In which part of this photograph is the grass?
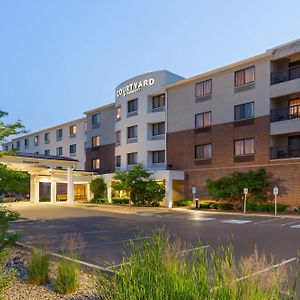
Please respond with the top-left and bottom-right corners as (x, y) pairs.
(55, 258), (79, 294)
(97, 230), (293, 300)
(27, 248), (49, 285)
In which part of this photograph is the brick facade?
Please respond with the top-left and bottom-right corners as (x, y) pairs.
(167, 115), (300, 207)
(85, 143), (115, 174)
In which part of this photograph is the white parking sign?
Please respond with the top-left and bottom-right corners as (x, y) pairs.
(273, 187), (279, 195)
(192, 187), (197, 194)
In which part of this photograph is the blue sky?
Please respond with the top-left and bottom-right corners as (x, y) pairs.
(1, 0), (300, 134)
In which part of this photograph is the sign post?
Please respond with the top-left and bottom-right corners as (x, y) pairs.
(192, 186), (197, 210)
(243, 188), (248, 214)
(273, 186), (279, 215)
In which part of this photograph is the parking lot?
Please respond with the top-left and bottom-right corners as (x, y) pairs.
(8, 202), (300, 274)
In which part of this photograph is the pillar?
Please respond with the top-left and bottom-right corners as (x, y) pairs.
(50, 178), (57, 204)
(107, 182), (112, 204)
(30, 174), (35, 203)
(165, 178), (173, 208)
(33, 175), (40, 203)
(86, 183), (92, 202)
(67, 166), (74, 204)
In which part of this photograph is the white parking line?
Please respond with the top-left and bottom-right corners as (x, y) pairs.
(290, 224), (300, 229)
(280, 220), (300, 227)
(188, 217), (215, 221)
(221, 219), (252, 224)
(254, 217), (285, 225)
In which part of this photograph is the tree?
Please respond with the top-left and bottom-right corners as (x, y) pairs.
(113, 165), (165, 207)
(0, 110), (26, 154)
(0, 164), (29, 195)
(205, 169), (269, 210)
(90, 177), (107, 200)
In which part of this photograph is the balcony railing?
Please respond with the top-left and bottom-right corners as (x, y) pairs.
(271, 65), (300, 85)
(270, 104), (300, 122)
(270, 146), (300, 159)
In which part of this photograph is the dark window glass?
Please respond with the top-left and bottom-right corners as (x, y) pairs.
(70, 144), (76, 154)
(127, 126), (138, 139)
(152, 122), (165, 136)
(127, 152), (137, 165)
(152, 150), (165, 164)
(116, 156), (121, 167)
(128, 99), (138, 113)
(195, 112), (211, 128)
(234, 102), (254, 121)
(152, 94), (165, 109)
(195, 144), (211, 159)
(234, 66), (255, 86)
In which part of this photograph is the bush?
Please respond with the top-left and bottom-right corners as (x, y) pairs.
(268, 203), (288, 212)
(216, 203), (233, 210)
(206, 169), (269, 209)
(112, 198), (129, 205)
(27, 248), (49, 285)
(90, 197), (108, 205)
(173, 199), (193, 207)
(90, 177), (106, 199)
(246, 203), (288, 212)
(199, 200), (215, 209)
(55, 258), (79, 294)
(97, 230), (290, 299)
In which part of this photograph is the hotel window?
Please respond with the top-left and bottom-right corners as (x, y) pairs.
(195, 144), (211, 159)
(116, 131), (121, 146)
(152, 94), (165, 110)
(24, 138), (29, 148)
(116, 155), (121, 168)
(92, 136), (101, 147)
(127, 152), (138, 165)
(70, 125), (77, 137)
(92, 158), (101, 169)
(116, 106), (121, 121)
(195, 79), (212, 97)
(152, 150), (165, 164)
(289, 99), (300, 119)
(234, 138), (254, 156)
(92, 113), (100, 128)
(234, 102), (254, 121)
(127, 125), (138, 142)
(44, 149), (50, 155)
(56, 147), (63, 156)
(16, 141), (20, 149)
(234, 66), (255, 86)
(152, 122), (165, 136)
(44, 132), (50, 144)
(195, 111), (211, 128)
(34, 135), (39, 146)
(70, 144), (76, 154)
(56, 129), (63, 141)
(127, 99), (138, 115)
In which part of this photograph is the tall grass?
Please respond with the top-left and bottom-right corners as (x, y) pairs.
(97, 230), (292, 300)
(27, 248), (49, 285)
(55, 258), (79, 294)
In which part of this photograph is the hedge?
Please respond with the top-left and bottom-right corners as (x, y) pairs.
(90, 198), (108, 205)
(173, 200), (193, 207)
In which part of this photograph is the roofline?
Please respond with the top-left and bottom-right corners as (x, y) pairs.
(266, 38), (300, 52)
(7, 117), (87, 142)
(165, 52), (271, 89)
(84, 102), (115, 115)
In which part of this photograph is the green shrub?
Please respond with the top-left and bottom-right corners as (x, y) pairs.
(27, 248), (49, 285)
(268, 203), (288, 212)
(39, 197), (50, 202)
(55, 258), (79, 294)
(90, 177), (106, 199)
(173, 199), (193, 207)
(199, 201), (215, 209)
(97, 230), (290, 299)
(246, 202), (257, 211)
(112, 198), (129, 205)
(254, 203), (269, 212)
(216, 203), (233, 210)
(90, 197), (108, 205)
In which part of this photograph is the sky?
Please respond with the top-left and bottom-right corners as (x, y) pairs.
(1, 0), (300, 134)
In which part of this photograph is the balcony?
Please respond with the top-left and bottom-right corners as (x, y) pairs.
(270, 104), (300, 122)
(270, 66), (300, 98)
(271, 65), (300, 85)
(270, 146), (300, 160)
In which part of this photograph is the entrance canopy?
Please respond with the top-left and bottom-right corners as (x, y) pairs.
(0, 153), (93, 203)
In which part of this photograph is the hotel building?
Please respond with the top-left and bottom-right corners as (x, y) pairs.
(3, 39), (300, 208)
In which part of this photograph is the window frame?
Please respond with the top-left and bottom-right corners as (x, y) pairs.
(116, 155), (121, 168)
(56, 146), (63, 156)
(92, 113), (100, 128)
(69, 144), (76, 154)
(127, 99), (138, 114)
(195, 144), (212, 160)
(127, 125), (138, 139)
(234, 138), (254, 156)
(69, 125), (77, 137)
(127, 152), (138, 165)
(152, 150), (165, 164)
(234, 66), (255, 87)
(92, 135), (101, 147)
(234, 102), (255, 121)
(195, 111), (212, 128)
(195, 79), (212, 98)
(56, 128), (63, 141)
(152, 122), (165, 136)
(152, 94), (165, 110)
(92, 158), (100, 169)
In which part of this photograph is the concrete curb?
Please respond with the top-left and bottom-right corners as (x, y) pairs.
(15, 241), (115, 277)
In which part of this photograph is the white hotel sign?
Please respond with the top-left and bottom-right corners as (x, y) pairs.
(116, 78), (155, 97)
